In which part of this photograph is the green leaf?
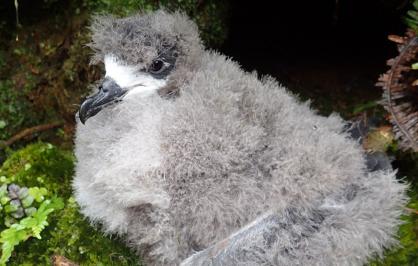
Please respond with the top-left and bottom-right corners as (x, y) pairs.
(412, 62), (418, 70)
(0, 196), (10, 205)
(18, 187), (29, 199)
(4, 216), (16, 228)
(352, 101), (378, 114)
(24, 207), (36, 217)
(47, 197), (64, 210)
(0, 196), (64, 264)
(0, 120), (6, 129)
(24, 163), (31, 171)
(414, 0), (418, 11)
(0, 227), (30, 264)
(0, 241), (14, 265)
(4, 204), (17, 213)
(404, 17), (418, 28)
(407, 10), (418, 20)
(0, 185), (7, 198)
(21, 195), (34, 208)
(39, 187), (47, 195)
(28, 187), (47, 202)
(19, 217), (37, 229)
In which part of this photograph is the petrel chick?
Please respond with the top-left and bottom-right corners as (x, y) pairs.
(73, 10), (407, 266)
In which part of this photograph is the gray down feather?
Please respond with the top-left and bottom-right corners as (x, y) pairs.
(73, 10), (408, 266)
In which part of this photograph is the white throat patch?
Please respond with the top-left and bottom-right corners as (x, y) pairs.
(104, 55), (167, 98)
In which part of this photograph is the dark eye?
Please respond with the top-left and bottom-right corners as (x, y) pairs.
(149, 59), (165, 74)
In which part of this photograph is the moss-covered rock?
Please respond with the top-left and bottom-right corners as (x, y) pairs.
(0, 142), (141, 265)
(1, 143), (73, 196)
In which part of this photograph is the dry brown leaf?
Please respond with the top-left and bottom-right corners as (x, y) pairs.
(363, 126), (395, 152)
(51, 255), (79, 266)
(388, 34), (405, 44)
(377, 31), (418, 151)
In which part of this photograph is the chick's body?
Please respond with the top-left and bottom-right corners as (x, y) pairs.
(73, 11), (407, 266)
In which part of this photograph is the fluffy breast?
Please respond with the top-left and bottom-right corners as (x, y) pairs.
(73, 95), (169, 233)
(159, 52), (366, 255)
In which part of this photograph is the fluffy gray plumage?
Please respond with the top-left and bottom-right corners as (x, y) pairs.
(73, 10), (408, 265)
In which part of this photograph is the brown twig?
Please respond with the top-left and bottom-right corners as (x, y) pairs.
(404, 207), (418, 215)
(0, 122), (63, 148)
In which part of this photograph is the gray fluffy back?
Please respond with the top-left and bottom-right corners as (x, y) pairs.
(73, 10), (408, 266)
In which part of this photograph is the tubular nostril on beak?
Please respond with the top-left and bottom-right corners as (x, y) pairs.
(99, 85), (109, 93)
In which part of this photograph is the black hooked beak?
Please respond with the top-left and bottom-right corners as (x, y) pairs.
(78, 77), (127, 124)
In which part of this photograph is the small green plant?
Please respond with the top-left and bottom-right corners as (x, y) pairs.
(405, 0), (418, 31)
(0, 192), (63, 265)
(351, 100), (379, 115)
(0, 170), (64, 265)
(0, 142), (140, 265)
(0, 145), (70, 264)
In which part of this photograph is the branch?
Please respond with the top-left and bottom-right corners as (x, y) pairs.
(404, 207), (418, 215)
(0, 122), (63, 148)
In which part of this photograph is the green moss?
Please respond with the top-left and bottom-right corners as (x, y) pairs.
(1, 143), (73, 197)
(10, 197), (141, 266)
(0, 143), (141, 265)
(369, 191), (418, 266)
